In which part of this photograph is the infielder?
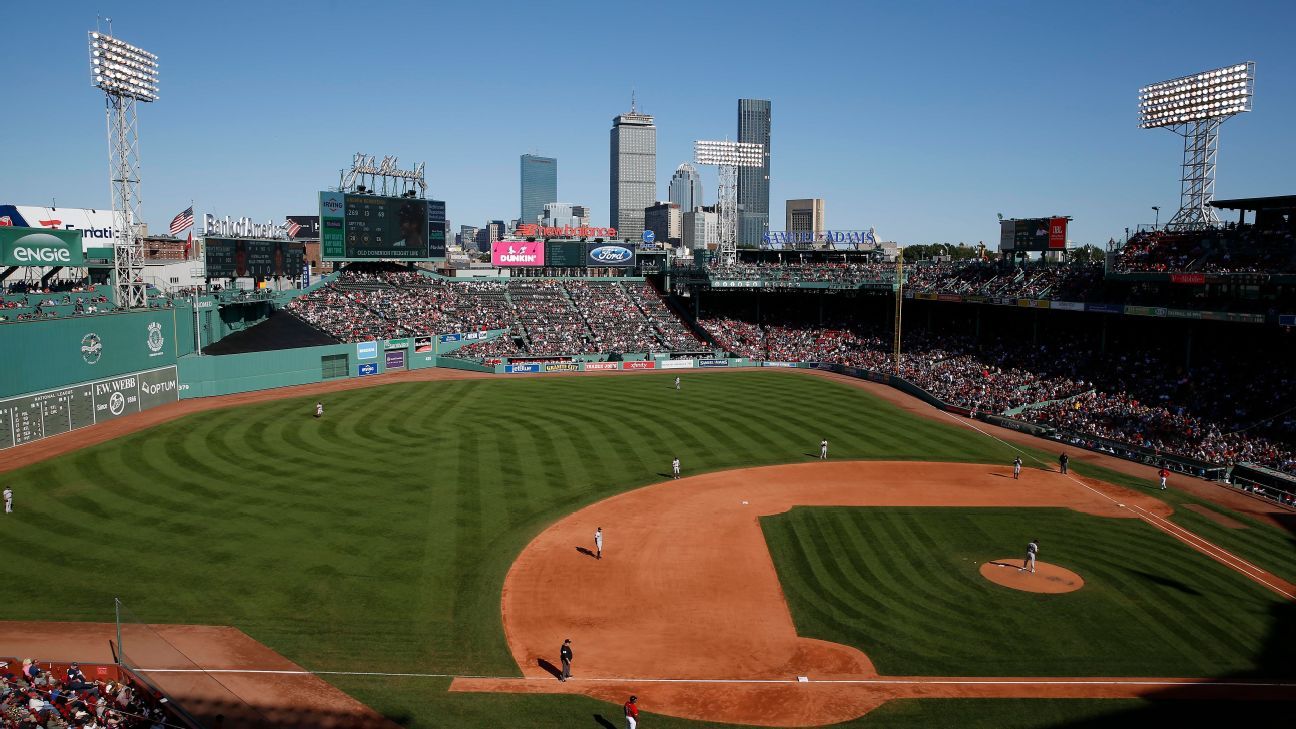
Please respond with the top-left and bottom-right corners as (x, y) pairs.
(3, 487), (11, 514)
(1021, 538), (1039, 573)
(1158, 466), (1169, 490)
(1013, 457), (1022, 480)
(820, 438), (829, 460)
(594, 527), (603, 560)
(674, 376), (681, 391)
(624, 695), (639, 729)
(671, 457), (681, 480)
(315, 401), (324, 418)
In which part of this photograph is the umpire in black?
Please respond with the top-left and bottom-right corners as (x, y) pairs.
(560, 638), (573, 682)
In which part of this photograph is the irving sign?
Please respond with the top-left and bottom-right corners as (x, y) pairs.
(203, 214), (288, 239)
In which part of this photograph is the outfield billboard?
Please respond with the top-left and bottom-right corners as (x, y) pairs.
(0, 228), (85, 266)
(0, 204), (116, 250)
(204, 238), (305, 279)
(319, 191), (432, 260)
(492, 241), (545, 267)
(586, 243), (636, 267)
(0, 365), (178, 450)
(1000, 217), (1068, 252)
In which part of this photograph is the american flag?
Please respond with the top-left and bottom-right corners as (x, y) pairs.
(286, 218), (302, 238)
(169, 206), (194, 235)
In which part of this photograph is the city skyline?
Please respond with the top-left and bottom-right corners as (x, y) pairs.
(1, 1), (1293, 246)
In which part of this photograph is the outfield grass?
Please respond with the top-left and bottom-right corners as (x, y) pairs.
(3, 370), (1292, 726)
(761, 506), (1295, 677)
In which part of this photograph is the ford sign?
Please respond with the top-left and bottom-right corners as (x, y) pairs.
(587, 245), (635, 266)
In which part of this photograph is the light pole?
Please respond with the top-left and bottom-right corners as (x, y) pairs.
(1152, 206), (1160, 229)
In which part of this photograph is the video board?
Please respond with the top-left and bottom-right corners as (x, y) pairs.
(999, 217), (1068, 252)
(319, 191), (432, 260)
(204, 238), (306, 279)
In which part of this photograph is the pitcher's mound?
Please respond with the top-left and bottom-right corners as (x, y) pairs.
(980, 560), (1084, 593)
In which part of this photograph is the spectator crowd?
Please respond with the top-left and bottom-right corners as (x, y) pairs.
(2, 658), (176, 728)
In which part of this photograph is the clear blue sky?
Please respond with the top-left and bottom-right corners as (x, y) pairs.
(2, 0), (1293, 245)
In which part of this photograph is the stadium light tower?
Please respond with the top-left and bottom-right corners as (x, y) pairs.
(694, 140), (764, 266)
(1139, 62), (1254, 231)
(89, 25), (160, 309)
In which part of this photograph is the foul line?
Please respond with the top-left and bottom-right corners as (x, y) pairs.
(928, 408), (1295, 600)
(129, 668), (1296, 689)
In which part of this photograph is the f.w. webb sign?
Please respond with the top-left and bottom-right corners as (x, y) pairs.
(203, 214), (288, 239)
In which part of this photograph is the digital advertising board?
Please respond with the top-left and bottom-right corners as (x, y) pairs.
(319, 191), (432, 261)
(999, 217), (1068, 252)
(545, 240), (585, 267)
(204, 238), (305, 279)
(492, 241), (545, 267)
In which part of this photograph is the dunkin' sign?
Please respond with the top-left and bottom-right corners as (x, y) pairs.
(492, 241), (545, 267)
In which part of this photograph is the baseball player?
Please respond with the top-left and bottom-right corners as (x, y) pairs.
(315, 401), (324, 418)
(820, 438), (829, 460)
(3, 487), (11, 514)
(560, 638), (573, 682)
(1013, 457), (1022, 480)
(1021, 538), (1039, 573)
(671, 457), (681, 480)
(594, 527), (603, 560)
(624, 695), (639, 729)
(1158, 466), (1169, 490)
(674, 376), (681, 391)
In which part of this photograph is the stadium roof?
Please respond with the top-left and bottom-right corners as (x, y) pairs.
(1210, 195), (1296, 211)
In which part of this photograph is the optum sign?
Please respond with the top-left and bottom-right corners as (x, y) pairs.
(0, 228), (85, 267)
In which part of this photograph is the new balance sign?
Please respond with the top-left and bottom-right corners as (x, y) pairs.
(1, 228), (84, 267)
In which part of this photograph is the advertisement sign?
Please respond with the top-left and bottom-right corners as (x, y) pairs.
(622, 361), (656, 370)
(385, 338), (410, 349)
(586, 243), (636, 267)
(0, 204), (116, 251)
(492, 241), (545, 267)
(356, 341), (378, 360)
(1085, 303), (1123, 314)
(1048, 217), (1068, 249)
(661, 359), (695, 369)
(699, 358), (730, 368)
(385, 350), (406, 370)
(506, 363), (541, 373)
(585, 362), (619, 371)
(204, 238), (305, 279)
(286, 215), (320, 239)
(762, 361), (797, 368)
(1170, 273), (1207, 285)
(414, 336), (433, 353)
(1051, 301), (1085, 311)
(0, 228), (85, 267)
(299, 262), (310, 289)
(543, 363), (580, 372)
(517, 224), (618, 239)
(358, 363), (379, 376)
(318, 191), (432, 261)
(439, 333), (461, 343)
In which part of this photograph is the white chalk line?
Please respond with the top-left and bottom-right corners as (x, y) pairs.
(931, 409), (1295, 600)
(129, 668), (1296, 688)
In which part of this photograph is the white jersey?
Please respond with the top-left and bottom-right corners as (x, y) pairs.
(594, 530), (603, 548)
(672, 459), (680, 471)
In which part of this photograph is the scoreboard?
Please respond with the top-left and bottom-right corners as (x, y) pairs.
(999, 217), (1069, 252)
(319, 191), (432, 261)
(0, 366), (178, 451)
(204, 238), (305, 279)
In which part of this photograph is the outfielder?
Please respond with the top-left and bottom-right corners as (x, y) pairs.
(624, 695), (639, 729)
(1021, 538), (1039, 573)
(594, 527), (603, 560)
(672, 457), (681, 479)
(1158, 466), (1169, 490)
(3, 487), (11, 514)
(315, 401), (324, 418)
(1013, 457), (1022, 479)
(674, 376), (681, 391)
(820, 438), (829, 460)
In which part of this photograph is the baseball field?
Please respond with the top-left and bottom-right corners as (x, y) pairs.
(2, 369), (1295, 727)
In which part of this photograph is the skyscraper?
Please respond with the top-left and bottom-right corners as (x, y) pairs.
(610, 102), (656, 242)
(786, 199), (825, 241)
(737, 99), (771, 245)
(520, 154), (557, 226)
(644, 202), (682, 245)
(668, 163), (704, 213)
